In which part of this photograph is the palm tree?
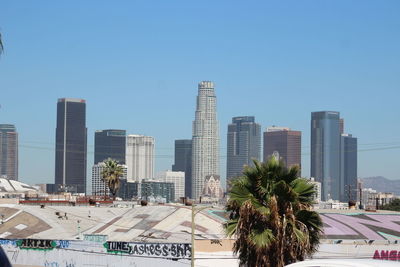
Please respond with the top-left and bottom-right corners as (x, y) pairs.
(101, 158), (124, 200)
(225, 158), (323, 267)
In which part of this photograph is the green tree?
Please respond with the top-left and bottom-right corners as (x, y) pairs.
(381, 198), (400, 211)
(225, 158), (323, 267)
(101, 158), (124, 200)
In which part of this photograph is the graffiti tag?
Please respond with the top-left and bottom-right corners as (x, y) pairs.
(104, 242), (191, 258)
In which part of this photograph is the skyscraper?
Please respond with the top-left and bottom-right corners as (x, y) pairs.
(55, 98), (87, 193)
(192, 81), (219, 200)
(311, 111), (341, 201)
(172, 139), (192, 198)
(226, 116), (261, 188)
(126, 134), (154, 182)
(340, 134), (358, 202)
(0, 124), (18, 180)
(263, 126), (301, 173)
(94, 129), (126, 164)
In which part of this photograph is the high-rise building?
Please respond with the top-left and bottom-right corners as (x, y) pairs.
(0, 124), (18, 180)
(172, 139), (192, 198)
(91, 162), (127, 196)
(340, 134), (357, 202)
(191, 81), (220, 200)
(226, 116), (261, 188)
(263, 126), (301, 173)
(94, 129), (126, 164)
(55, 98), (87, 193)
(126, 135), (154, 182)
(157, 170), (185, 202)
(311, 111), (341, 201)
(339, 118), (344, 134)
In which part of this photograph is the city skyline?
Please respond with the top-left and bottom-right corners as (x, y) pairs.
(1, 1), (399, 186)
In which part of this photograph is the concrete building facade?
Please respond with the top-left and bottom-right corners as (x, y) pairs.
(54, 98), (87, 193)
(0, 124), (18, 180)
(192, 81), (220, 200)
(226, 116), (261, 189)
(157, 170), (185, 202)
(126, 135), (154, 182)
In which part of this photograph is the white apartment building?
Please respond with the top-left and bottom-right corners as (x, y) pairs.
(192, 81), (220, 200)
(309, 177), (322, 204)
(156, 170), (185, 202)
(91, 163), (127, 196)
(126, 135), (155, 182)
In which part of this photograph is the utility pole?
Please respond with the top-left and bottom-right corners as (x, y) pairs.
(191, 204), (211, 267)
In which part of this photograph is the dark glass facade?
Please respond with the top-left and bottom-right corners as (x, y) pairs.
(311, 111), (341, 201)
(226, 116), (261, 189)
(340, 134), (358, 202)
(172, 139), (192, 198)
(55, 98), (87, 193)
(0, 124), (18, 180)
(94, 129), (126, 164)
(141, 181), (175, 203)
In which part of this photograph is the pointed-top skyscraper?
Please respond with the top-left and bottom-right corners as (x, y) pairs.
(192, 81), (220, 200)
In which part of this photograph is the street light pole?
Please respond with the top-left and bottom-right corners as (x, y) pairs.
(191, 204), (195, 267)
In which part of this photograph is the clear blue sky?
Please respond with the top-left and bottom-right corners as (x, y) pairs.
(1, 1), (399, 186)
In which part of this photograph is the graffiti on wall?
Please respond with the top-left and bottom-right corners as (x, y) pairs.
(321, 213), (400, 240)
(104, 241), (191, 258)
(16, 239), (56, 251)
(83, 234), (107, 243)
(373, 250), (400, 261)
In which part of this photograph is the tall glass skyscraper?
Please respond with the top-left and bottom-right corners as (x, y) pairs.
(0, 124), (18, 180)
(94, 129), (126, 164)
(340, 133), (358, 202)
(192, 81), (219, 200)
(311, 111), (341, 201)
(55, 98), (87, 193)
(172, 139), (192, 198)
(226, 116), (260, 189)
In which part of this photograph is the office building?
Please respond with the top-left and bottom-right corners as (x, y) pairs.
(311, 111), (341, 201)
(192, 81), (220, 200)
(263, 126), (301, 173)
(172, 139), (192, 198)
(157, 170), (185, 202)
(141, 180), (175, 203)
(94, 129), (126, 164)
(54, 98), (87, 193)
(92, 162), (127, 196)
(126, 135), (154, 182)
(226, 116), (261, 189)
(0, 124), (18, 180)
(340, 134), (357, 202)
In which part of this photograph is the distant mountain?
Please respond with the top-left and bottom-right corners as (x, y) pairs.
(361, 176), (400, 195)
